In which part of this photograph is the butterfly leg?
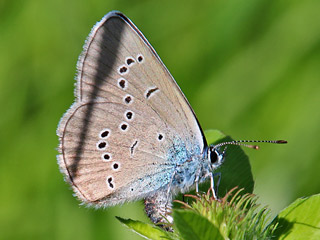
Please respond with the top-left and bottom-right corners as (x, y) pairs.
(144, 188), (173, 231)
(195, 175), (200, 193)
(210, 172), (221, 199)
(195, 168), (203, 196)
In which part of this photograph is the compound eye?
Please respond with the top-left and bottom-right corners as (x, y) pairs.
(210, 150), (218, 164)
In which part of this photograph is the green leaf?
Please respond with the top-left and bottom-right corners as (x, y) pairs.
(116, 217), (174, 240)
(204, 129), (226, 144)
(173, 210), (223, 240)
(272, 194), (320, 239)
(204, 129), (254, 195)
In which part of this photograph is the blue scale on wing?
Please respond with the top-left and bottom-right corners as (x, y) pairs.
(166, 137), (202, 192)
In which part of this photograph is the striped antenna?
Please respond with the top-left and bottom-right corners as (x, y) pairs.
(213, 140), (287, 150)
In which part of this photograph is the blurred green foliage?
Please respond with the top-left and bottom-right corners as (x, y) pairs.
(1, 0), (319, 239)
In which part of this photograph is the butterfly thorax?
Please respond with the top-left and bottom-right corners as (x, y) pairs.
(171, 155), (211, 194)
(163, 137), (201, 192)
(171, 144), (225, 194)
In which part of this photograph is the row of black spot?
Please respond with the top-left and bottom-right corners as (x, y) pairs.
(117, 55), (145, 105)
(103, 55), (144, 190)
(96, 129), (120, 173)
(118, 54), (144, 75)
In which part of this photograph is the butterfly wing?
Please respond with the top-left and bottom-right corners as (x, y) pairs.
(57, 11), (206, 207)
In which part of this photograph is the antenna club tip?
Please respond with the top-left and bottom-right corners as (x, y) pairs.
(253, 145), (259, 150)
(276, 140), (288, 144)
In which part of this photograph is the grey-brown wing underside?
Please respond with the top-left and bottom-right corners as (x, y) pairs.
(57, 11), (206, 207)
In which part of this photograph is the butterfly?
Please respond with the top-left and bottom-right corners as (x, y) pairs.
(57, 11), (286, 229)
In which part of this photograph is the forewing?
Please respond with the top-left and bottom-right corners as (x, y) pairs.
(57, 11), (206, 206)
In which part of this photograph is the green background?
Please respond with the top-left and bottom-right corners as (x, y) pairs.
(1, 0), (319, 239)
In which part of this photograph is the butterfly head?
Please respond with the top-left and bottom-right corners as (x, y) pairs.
(207, 145), (226, 170)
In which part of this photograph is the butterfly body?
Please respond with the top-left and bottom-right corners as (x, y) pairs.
(57, 11), (225, 228)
